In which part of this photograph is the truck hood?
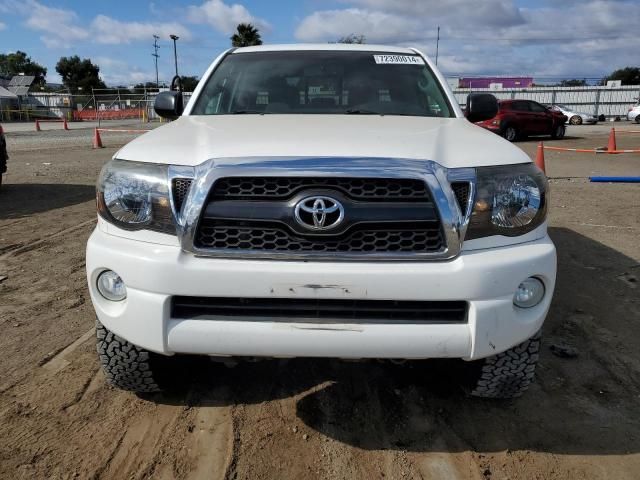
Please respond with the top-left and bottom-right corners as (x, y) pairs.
(116, 115), (530, 168)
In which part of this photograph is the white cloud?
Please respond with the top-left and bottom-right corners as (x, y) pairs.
(295, 8), (422, 43)
(21, 0), (89, 48)
(0, 21), (5, 31)
(94, 57), (157, 86)
(3, 0), (192, 48)
(91, 15), (192, 45)
(187, 0), (269, 33)
(295, 0), (639, 79)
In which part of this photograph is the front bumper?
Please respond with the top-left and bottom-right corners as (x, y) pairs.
(87, 228), (556, 361)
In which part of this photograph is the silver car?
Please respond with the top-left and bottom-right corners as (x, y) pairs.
(549, 104), (598, 125)
(627, 103), (640, 123)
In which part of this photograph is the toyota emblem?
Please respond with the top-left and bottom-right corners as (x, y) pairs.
(294, 196), (345, 231)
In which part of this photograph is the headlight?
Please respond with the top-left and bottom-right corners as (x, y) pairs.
(466, 163), (547, 239)
(97, 159), (175, 233)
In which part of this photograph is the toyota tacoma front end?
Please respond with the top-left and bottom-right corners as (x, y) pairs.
(87, 45), (556, 398)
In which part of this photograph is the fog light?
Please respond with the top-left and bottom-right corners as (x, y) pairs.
(97, 270), (127, 301)
(513, 277), (544, 308)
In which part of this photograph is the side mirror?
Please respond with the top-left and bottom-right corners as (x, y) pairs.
(466, 93), (498, 123)
(154, 91), (183, 120)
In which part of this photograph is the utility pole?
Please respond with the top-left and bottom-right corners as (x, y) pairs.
(152, 35), (160, 88)
(170, 34), (179, 77)
(435, 26), (440, 66)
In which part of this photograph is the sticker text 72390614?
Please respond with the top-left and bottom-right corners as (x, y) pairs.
(373, 55), (425, 65)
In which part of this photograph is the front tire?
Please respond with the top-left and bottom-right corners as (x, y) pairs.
(551, 124), (565, 139)
(96, 321), (163, 392)
(467, 330), (541, 399)
(503, 125), (518, 142)
(569, 115), (582, 125)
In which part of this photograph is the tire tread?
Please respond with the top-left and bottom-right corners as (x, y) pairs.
(470, 330), (541, 399)
(96, 321), (161, 393)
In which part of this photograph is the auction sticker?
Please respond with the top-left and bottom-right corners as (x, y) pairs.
(373, 54), (425, 65)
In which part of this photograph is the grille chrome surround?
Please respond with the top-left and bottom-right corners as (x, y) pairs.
(172, 296), (468, 324)
(174, 157), (476, 261)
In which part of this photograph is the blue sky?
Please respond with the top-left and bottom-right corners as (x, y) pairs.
(0, 0), (638, 86)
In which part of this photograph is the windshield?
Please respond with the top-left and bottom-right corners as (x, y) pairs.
(191, 51), (453, 117)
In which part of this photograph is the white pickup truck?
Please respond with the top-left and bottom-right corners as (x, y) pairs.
(88, 44), (556, 398)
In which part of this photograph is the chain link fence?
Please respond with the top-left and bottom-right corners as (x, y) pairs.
(1, 89), (193, 124)
(452, 85), (640, 118)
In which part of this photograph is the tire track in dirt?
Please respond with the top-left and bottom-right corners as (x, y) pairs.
(0, 219), (95, 259)
(98, 403), (185, 479)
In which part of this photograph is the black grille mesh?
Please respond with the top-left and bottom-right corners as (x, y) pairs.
(451, 182), (470, 215)
(196, 220), (444, 253)
(172, 178), (193, 212)
(212, 177), (430, 201)
(172, 296), (468, 323)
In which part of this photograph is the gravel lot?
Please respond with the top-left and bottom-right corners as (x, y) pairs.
(0, 122), (639, 479)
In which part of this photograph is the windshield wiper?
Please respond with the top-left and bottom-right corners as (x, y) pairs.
(344, 109), (385, 115)
(231, 110), (270, 115)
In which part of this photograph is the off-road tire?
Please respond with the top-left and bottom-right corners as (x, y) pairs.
(469, 330), (541, 399)
(569, 115), (582, 125)
(96, 321), (162, 393)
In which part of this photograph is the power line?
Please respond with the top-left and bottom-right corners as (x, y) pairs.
(152, 34), (160, 88)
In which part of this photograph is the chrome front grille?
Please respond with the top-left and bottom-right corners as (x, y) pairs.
(193, 176), (445, 257)
(173, 157), (475, 261)
(196, 220), (444, 253)
(211, 177), (431, 201)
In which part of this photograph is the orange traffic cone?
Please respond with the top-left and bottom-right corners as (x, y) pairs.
(35, 119), (40, 132)
(92, 128), (103, 148)
(63, 118), (69, 130)
(607, 127), (617, 154)
(535, 142), (546, 175)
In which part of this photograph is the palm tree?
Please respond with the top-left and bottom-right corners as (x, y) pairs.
(231, 23), (263, 47)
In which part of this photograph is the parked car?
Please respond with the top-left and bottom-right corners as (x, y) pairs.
(548, 104), (598, 125)
(0, 123), (7, 189)
(628, 102), (640, 123)
(88, 44), (556, 399)
(474, 99), (568, 141)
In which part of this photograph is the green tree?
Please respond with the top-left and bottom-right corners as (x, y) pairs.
(0, 50), (47, 87)
(179, 75), (199, 92)
(55, 56), (106, 93)
(337, 34), (366, 44)
(601, 67), (640, 86)
(231, 23), (262, 47)
(559, 79), (587, 87)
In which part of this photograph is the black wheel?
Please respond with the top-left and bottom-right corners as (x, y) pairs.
(551, 124), (565, 139)
(466, 330), (541, 399)
(636, 115), (640, 124)
(96, 321), (164, 392)
(503, 125), (518, 142)
(569, 115), (582, 125)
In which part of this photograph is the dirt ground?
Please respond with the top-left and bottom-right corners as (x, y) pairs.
(0, 123), (639, 479)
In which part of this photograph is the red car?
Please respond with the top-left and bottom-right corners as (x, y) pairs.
(474, 99), (568, 142)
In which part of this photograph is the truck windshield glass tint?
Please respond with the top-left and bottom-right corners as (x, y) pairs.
(191, 51), (453, 118)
